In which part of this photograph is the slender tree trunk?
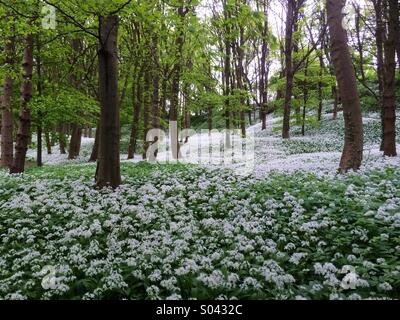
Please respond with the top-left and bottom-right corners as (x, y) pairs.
(382, 0), (397, 156)
(58, 124), (67, 154)
(223, 1), (232, 148)
(45, 130), (52, 155)
(89, 124), (99, 162)
(37, 125), (43, 166)
(128, 73), (142, 159)
(142, 59), (151, 160)
(118, 70), (130, 108)
(96, 15), (121, 188)
(373, 0), (386, 150)
(236, 24), (246, 138)
(183, 102), (190, 143)
(332, 86), (338, 120)
(354, 4), (367, 84)
(323, 29), (339, 121)
(161, 69), (168, 124)
(282, 0), (295, 139)
(302, 56), (309, 136)
(10, 34), (34, 174)
(293, 11), (301, 126)
(68, 38), (83, 160)
(36, 35), (44, 167)
(317, 54), (324, 121)
(327, 0), (363, 172)
(260, 0), (269, 131)
(1, 37), (15, 168)
(68, 124), (81, 159)
(207, 105), (213, 134)
(170, 6), (187, 159)
(150, 32), (160, 158)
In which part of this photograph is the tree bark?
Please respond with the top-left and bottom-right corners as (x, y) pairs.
(372, 0), (385, 150)
(208, 105), (213, 134)
(10, 34), (34, 174)
(89, 124), (99, 162)
(223, 1), (232, 148)
(36, 35), (44, 167)
(68, 124), (81, 159)
(327, 0), (363, 172)
(128, 73), (142, 159)
(382, 0), (397, 156)
(142, 57), (151, 160)
(235, 22), (246, 138)
(259, 0), (269, 131)
(393, 0), (400, 69)
(58, 124), (67, 154)
(170, 6), (187, 159)
(45, 130), (52, 155)
(1, 37), (15, 168)
(302, 56), (309, 136)
(282, 0), (295, 139)
(151, 32), (160, 157)
(317, 53), (324, 121)
(332, 86), (338, 120)
(96, 15), (121, 188)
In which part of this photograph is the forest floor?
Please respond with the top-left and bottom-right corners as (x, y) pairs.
(0, 112), (399, 300)
(26, 112), (400, 175)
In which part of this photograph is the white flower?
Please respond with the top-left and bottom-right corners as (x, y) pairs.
(341, 272), (358, 289)
(340, 265), (356, 274)
(289, 253), (307, 265)
(166, 293), (182, 300)
(378, 282), (392, 291)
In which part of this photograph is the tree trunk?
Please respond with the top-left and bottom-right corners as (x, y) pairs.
(58, 124), (67, 154)
(382, 0), (397, 156)
(302, 56), (309, 136)
(260, 0), (269, 131)
(10, 34), (34, 174)
(45, 130), (52, 154)
(89, 124), (99, 162)
(323, 26), (339, 121)
(393, 0), (400, 69)
(327, 0), (363, 172)
(68, 124), (81, 159)
(332, 86), (338, 120)
(207, 105), (213, 134)
(373, 0), (385, 150)
(128, 73), (142, 159)
(317, 53), (324, 121)
(170, 6), (187, 159)
(151, 33), (160, 158)
(223, 2), (232, 148)
(1, 37), (15, 168)
(282, 0), (295, 139)
(36, 35), (44, 167)
(236, 24), (247, 138)
(96, 15), (121, 188)
(142, 59), (151, 159)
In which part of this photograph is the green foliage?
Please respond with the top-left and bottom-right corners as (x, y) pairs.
(30, 86), (99, 127)
(0, 163), (399, 299)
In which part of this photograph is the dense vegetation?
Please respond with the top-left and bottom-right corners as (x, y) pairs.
(0, 0), (399, 301)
